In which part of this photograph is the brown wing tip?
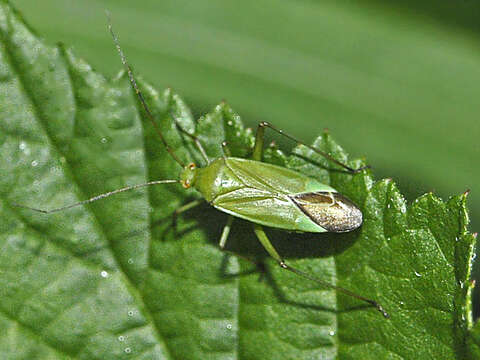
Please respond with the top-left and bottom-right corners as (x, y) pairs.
(292, 192), (363, 233)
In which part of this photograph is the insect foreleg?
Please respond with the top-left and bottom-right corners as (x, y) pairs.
(252, 224), (389, 318)
(254, 122), (369, 173)
(218, 216), (265, 275)
(172, 199), (204, 233)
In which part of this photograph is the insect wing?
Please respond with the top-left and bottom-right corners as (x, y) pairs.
(292, 192), (363, 232)
(210, 158), (334, 232)
(212, 186), (325, 232)
(224, 158), (336, 195)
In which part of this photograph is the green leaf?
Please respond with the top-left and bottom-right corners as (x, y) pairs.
(0, 1), (477, 359)
(468, 321), (480, 359)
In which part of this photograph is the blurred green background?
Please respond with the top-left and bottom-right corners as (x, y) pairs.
(12, 0), (480, 314)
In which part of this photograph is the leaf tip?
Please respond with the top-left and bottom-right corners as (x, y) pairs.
(215, 101), (229, 113)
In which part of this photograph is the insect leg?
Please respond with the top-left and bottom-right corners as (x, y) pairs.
(172, 199), (204, 233)
(172, 118), (210, 165)
(218, 216), (266, 275)
(221, 141), (231, 158)
(252, 122), (266, 161)
(254, 122), (369, 173)
(219, 216), (234, 249)
(253, 224), (389, 318)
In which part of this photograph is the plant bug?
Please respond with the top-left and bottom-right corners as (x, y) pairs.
(14, 19), (388, 319)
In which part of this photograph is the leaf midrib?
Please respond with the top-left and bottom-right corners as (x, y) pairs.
(2, 19), (175, 358)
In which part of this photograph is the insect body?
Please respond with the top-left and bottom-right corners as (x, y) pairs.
(15, 19), (388, 318)
(187, 157), (362, 233)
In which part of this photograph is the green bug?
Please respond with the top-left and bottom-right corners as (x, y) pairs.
(16, 20), (388, 318)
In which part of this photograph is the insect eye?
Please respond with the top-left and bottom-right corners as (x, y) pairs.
(188, 163), (196, 170)
(181, 179), (191, 189)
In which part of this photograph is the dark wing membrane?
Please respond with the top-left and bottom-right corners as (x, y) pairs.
(291, 192), (363, 232)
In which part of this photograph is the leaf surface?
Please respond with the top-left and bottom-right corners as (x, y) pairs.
(0, 2), (476, 359)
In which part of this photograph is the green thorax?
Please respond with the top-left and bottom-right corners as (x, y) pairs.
(192, 157), (338, 233)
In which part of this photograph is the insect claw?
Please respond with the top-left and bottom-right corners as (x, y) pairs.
(378, 305), (390, 319)
(351, 164), (371, 173)
(347, 164), (371, 174)
(368, 300), (390, 318)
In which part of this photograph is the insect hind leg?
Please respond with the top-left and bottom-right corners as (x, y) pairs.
(252, 224), (389, 318)
(253, 121), (369, 173)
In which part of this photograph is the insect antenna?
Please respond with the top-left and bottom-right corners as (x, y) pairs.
(107, 14), (185, 168)
(12, 180), (180, 214)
